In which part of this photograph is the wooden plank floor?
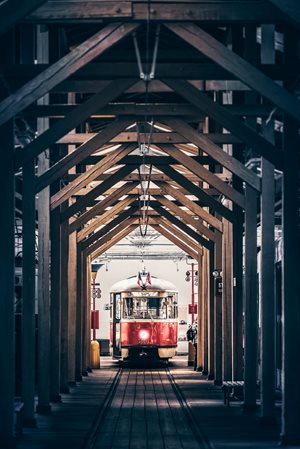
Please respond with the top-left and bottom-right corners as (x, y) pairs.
(93, 368), (204, 449)
(16, 357), (282, 449)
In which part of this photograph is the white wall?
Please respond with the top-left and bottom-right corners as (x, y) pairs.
(92, 258), (198, 339)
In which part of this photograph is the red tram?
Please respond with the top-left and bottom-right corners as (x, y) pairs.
(110, 274), (178, 360)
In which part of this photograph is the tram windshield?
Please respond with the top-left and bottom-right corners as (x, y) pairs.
(123, 296), (177, 319)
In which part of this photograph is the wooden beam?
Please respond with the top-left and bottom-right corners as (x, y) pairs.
(26, 1), (280, 23)
(85, 217), (136, 256)
(151, 203), (212, 251)
(56, 131), (241, 145)
(158, 156), (245, 209)
(80, 204), (138, 250)
(77, 195), (136, 242)
(150, 222), (199, 260)
(0, 0), (47, 36)
(161, 125), (261, 192)
(69, 180), (139, 232)
(24, 102), (281, 119)
(91, 224), (139, 260)
(268, 0), (300, 29)
(158, 181), (222, 232)
(154, 195), (216, 242)
(3, 62), (287, 83)
(162, 79), (283, 168)
(0, 23), (139, 126)
(37, 118), (132, 193)
(156, 166), (235, 222)
(15, 79), (137, 169)
(165, 23), (300, 124)
(50, 143), (136, 209)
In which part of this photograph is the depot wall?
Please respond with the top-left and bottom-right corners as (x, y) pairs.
(93, 259), (198, 339)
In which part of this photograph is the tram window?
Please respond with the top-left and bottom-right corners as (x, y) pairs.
(123, 298), (134, 318)
(115, 294), (121, 320)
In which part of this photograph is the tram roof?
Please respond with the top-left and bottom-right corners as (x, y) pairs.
(109, 275), (178, 294)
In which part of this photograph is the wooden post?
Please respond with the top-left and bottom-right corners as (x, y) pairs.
(36, 25), (51, 415)
(60, 201), (69, 393)
(86, 256), (92, 371)
(75, 244), (83, 381)
(201, 248), (209, 375)
(208, 249), (214, 379)
(280, 114), (300, 444)
(0, 35), (15, 443)
(50, 207), (61, 402)
(22, 159), (38, 423)
(260, 155), (275, 422)
(81, 251), (88, 376)
(214, 235), (222, 385)
(231, 26), (244, 382)
(20, 23), (37, 427)
(222, 217), (233, 381)
(243, 185), (258, 410)
(197, 253), (203, 371)
(68, 226), (77, 384)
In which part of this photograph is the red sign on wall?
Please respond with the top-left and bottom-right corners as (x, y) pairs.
(91, 310), (99, 329)
(188, 304), (197, 314)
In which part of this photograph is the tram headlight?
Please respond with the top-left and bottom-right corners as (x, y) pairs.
(139, 329), (150, 340)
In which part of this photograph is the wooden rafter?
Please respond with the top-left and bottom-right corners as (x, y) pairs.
(268, 0), (300, 28)
(150, 221), (200, 260)
(160, 129), (260, 191)
(80, 204), (138, 250)
(15, 79), (137, 169)
(156, 166), (235, 222)
(162, 79), (283, 168)
(0, 0), (47, 36)
(77, 195), (136, 242)
(153, 195), (217, 242)
(157, 181), (223, 232)
(165, 23), (300, 123)
(90, 224), (139, 261)
(158, 155), (245, 208)
(50, 143), (136, 210)
(0, 23), (139, 126)
(151, 203), (212, 251)
(85, 217), (136, 257)
(37, 118), (133, 193)
(68, 180), (139, 232)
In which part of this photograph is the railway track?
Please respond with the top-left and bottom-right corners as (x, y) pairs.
(83, 364), (213, 449)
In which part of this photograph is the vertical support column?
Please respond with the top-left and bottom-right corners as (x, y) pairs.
(67, 103), (77, 385)
(201, 248), (209, 375)
(214, 235), (222, 385)
(86, 255), (92, 371)
(207, 249), (214, 379)
(280, 114), (300, 444)
(50, 207), (61, 402)
(36, 25), (51, 414)
(260, 156), (275, 422)
(197, 253), (203, 371)
(68, 227), (77, 384)
(0, 33), (15, 443)
(81, 251), (88, 376)
(243, 185), (258, 410)
(60, 202), (69, 392)
(22, 159), (37, 424)
(222, 217), (233, 381)
(260, 23), (276, 424)
(75, 244), (83, 381)
(227, 27), (243, 381)
(20, 24), (37, 426)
